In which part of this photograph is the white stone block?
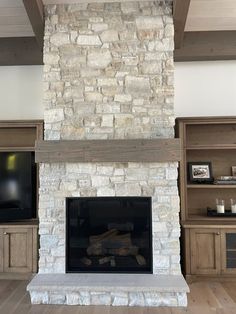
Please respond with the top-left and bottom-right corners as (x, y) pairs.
(77, 35), (102, 46)
(50, 33), (70, 46)
(66, 293), (79, 305)
(129, 292), (145, 306)
(136, 16), (163, 29)
(125, 76), (151, 96)
(111, 292), (129, 306)
(100, 29), (119, 42)
(50, 294), (66, 304)
(91, 292), (111, 305)
(44, 109), (64, 123)
(78, 291), (91, 305)
(177, 293), (188, 307)
(88, 50), (112, 69)
(91, 23), (108, 32)
(101, 115), (114, 127)
(114, 94), (132, 103)
(97, 187), (115, 196)
(91, 176), (110, 187)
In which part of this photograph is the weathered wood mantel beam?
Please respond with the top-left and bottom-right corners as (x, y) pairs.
(23, 0), (44, 51)
(174, 31), (236, 62)
(0, 37), (43, 66)
(173, 0), (191, 49)
(35, 139), (182, 163)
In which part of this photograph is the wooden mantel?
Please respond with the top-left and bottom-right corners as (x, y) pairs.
(35, 139), (182, 163)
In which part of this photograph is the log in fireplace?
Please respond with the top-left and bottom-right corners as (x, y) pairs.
(66, 197), (152, 273)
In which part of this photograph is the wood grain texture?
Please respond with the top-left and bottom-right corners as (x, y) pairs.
(174, 31), (236, 61)
(190, 228), (221, 275)
(0, 0), (34, 38)
(185, 0), (236, 32)
(35, 139), (182, 163)
(0, 37), (43, 65)
(173, 0), (191, 49)
(22, 0), (44, 50)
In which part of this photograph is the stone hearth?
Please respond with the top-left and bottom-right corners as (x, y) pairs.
(27, 0), (189, 307)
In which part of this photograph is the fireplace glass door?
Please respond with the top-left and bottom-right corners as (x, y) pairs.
(66, 197), (152, 273)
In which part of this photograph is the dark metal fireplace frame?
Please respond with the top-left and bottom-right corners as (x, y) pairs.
(65, 196), (153, 274)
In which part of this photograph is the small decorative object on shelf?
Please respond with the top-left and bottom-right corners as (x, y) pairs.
(188, 161), (213, 183)
(231, 199), (236, 213)
(232, 166), (236, 176)
(207, 207), (236, 217)
(214, 176), (236, 185)
(216, 198), (225, 213)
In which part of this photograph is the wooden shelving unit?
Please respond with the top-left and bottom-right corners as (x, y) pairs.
(0, 120), (43, 276)
(176, 117), (236, 279)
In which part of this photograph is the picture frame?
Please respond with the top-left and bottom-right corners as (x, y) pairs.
(188, 162), (213, 183)
(232, 166), (236, 176)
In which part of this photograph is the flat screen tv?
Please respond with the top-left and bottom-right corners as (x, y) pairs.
(0, 152), (36, 222)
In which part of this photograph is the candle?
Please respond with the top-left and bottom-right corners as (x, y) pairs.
(216, 199), (225, 214)
(217, 205), (225, 214)
(231, 199), (236, 213)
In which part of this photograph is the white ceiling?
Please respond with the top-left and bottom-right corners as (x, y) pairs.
(0, 0), (33, 37)
(42, 0), (157, 3)
(0, 0), (236, 38)
(185, 0), (236, 31)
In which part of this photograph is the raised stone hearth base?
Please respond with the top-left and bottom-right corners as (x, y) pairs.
(27, 274), (189, 307)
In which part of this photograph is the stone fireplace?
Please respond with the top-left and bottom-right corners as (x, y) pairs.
(27, 0), (189, 307)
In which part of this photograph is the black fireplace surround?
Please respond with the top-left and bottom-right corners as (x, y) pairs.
(66, 197), (152, 273)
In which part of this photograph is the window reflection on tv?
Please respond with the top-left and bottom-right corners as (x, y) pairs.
(0, 152), (36, 221)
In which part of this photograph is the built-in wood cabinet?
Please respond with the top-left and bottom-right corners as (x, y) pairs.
(0, 225), (38, 273)
(0, 120), (43, 276)
(190, 228), (221, 275)
(184, 226), (236, 276)
(176, 117), (236, 279)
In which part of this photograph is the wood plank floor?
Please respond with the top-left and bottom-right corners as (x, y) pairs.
(1, 280), (236, 314)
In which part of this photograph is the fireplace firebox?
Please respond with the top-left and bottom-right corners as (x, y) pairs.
(66, 197), (152, 273)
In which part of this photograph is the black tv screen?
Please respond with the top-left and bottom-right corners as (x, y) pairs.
(0, 152), (36, 222)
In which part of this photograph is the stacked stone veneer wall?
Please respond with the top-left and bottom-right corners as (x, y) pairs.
(38, 0), (183, 302)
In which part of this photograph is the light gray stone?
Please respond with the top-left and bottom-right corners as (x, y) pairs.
(44, 52), (60, 65)
(44, 109), (64, 123)
(136, 16), (163, 29)
(114, 94), (132, 103)
(91, 23), (108, 32)
(125, 76), (151, 96)
(101, 115), (114, 127)
(50, 33), (70, 46)
(87, 50), (112, 69)
(77, 35), (102, 46)
(112, 292), (129, 306)
(100, 29), (119, 42)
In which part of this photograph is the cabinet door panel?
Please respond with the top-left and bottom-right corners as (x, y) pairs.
(190, 228), (221, 275)
(3, 228), (33, 273)
(221, 230), (236, 274)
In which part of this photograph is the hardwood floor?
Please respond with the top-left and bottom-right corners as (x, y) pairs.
(1, 280), (236, 314)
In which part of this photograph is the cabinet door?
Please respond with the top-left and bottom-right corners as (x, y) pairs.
(221, 229), (236, 274)
(3, 227), (33, 273)
(190, 228), (221, 275)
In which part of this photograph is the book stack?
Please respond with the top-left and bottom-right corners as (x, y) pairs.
(214, 176), (236, 185)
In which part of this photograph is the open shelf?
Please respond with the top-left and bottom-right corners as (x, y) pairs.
(187, 184), (236, 189)
(186, 145), (236, 150)
(176, 117), (236, 277)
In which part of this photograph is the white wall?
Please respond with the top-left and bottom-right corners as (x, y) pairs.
(175, 61), (236, 117)
(1, 62), (236, 120)
(0, 66), (44, 120)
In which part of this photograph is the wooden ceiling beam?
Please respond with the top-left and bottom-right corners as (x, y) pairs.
(23, 0), (44, 51)
(174, 31), (236, 62)
(173, 0), (191, 49)
(0, 37), (43, 66)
